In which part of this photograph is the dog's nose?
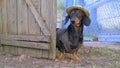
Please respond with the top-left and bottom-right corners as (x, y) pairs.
(71, 21), (75, 24)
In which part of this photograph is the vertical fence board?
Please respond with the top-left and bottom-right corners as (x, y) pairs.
(7, 0), (17, 34)
(32, 0), (42, 57)
(24, 48), (42, 58)
(47, 0), (52, 59)
(3, 46), (9, 54)
(28, 0), (41, 35)
(2, 0), (8, 34)
(18, 0), (28, 35)
(2, 45), (18, 55)
(7, 46), (18, 55)
(0, 0), (2, 34)
(17, 47), (26, 55)
(2, 46), (17, 55)
(17, 0), (28, 55)
(0, 46), (2, 52)
(41, 0), (49, 58)
(7, 0), (18, 55)
(28, 0), (42, 57)
(25, 0), (50, 35)
(0, 0), (57, 59)
(48, 0), (56, 59)
(0, 0), (2, 53)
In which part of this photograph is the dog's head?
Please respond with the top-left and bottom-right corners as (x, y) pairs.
(65, 6), (91, 27)
(69, 9), (84, 27)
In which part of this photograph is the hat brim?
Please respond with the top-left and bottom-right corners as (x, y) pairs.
(66, 6), (90, 17)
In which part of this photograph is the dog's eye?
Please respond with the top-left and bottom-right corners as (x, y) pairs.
(77, 14), (82, 18)
(71, 11), (75, 13)
(70, 14), (74, 18)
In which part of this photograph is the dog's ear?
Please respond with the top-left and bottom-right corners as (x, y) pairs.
(82, 16), (91, 26)
(64, 15), (70, 25)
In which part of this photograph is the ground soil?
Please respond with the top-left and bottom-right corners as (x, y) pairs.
(0, 47), (120, 68)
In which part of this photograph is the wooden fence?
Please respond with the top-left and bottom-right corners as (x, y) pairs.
(0, 0), (56, 59)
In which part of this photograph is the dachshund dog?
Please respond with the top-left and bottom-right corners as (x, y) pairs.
(56, 8), (91, 61)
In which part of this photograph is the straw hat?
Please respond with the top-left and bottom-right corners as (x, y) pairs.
(66, 5), (90, 17)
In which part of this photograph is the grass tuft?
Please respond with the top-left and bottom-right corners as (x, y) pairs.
(90, 48), (116, 56)
(115, 62), (120, 68)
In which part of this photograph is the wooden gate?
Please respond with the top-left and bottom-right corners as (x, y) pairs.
(0, 0), (56, 59)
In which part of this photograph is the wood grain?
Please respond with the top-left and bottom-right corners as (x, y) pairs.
(25, 0), (50, 35)
(1, 40), (50, 49)
(2, 0), (8, 34)
(0, 34), (50, 42)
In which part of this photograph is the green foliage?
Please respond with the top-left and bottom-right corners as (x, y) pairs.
(57, 0), (65, 16)
(90, 48), (116, 56)
(115, 62), (120, 68)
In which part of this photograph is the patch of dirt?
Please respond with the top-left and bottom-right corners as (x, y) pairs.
(0, 47), (120, 68)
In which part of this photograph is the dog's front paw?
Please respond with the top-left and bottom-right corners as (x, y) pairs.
(72, 52), (80, 61)
(58, 52), (65, 60)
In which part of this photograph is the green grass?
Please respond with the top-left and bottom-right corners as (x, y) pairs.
(115, 62), (120, 68)
(90, 48), (116, 56)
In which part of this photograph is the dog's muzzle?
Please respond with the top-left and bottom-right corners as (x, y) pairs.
(71, 21), (75, 24)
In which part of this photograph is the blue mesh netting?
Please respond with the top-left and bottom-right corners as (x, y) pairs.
(64, 0), (120, 41)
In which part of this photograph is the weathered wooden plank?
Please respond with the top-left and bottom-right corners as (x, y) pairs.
(31, 0), (42, 58)
(1, 0), (8, 34)
(42, 50), (49, 58)
(17, 47), (42, 58)
(52, 0), (57, 59)
(0, 0), (3, 51)
(28, 0), (41, 35)
(0, 0), (2, 34)
(24, 0), (50, 35)
(3, 46), (9, 54)
(24, 48), (42, 58)
(48, 0), (57, 59)
(3, 45), (18, 55)
(17, 47), (26, 56)
(9, 46), (18, 55)
(1, 40), (50, 49)
(7, 0), (17, 34)
(41, 0), (49, 59)
(0, 44), (2, 52)
(6, 0), (18, 56)
(0, 34), (50, 42)
(41, 0), (49, 29)
(46, 0), (52, 59)
(18, 0), (28, 35)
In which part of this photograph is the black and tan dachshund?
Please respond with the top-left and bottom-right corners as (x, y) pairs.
(56, 6), (91, 61)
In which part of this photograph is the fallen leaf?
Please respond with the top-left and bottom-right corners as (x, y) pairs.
(19, 54), (27, 61)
